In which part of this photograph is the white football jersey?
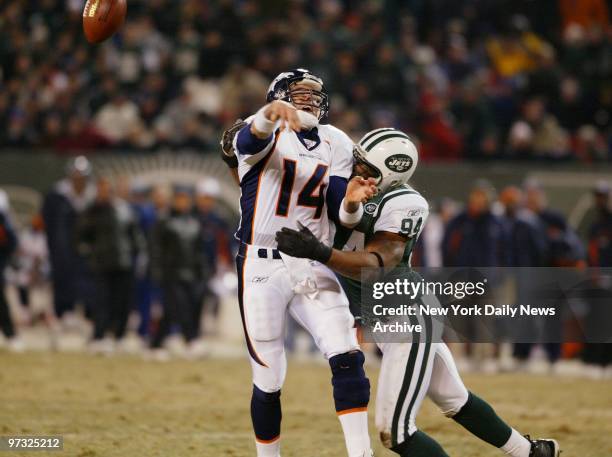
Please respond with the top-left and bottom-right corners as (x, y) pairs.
(341, 185), (429, 267)
(234, 122), (353, 247)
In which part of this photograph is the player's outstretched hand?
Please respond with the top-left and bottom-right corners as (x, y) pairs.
(346, 176), (378, 204)
(275, 222), (332, 263)
(265, 100), (301, 132)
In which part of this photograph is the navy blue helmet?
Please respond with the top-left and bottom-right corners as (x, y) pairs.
(266, 68), (329, 121)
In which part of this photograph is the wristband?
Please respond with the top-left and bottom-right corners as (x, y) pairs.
(253, 105), (278, 135)
(339, 198), (364, 227)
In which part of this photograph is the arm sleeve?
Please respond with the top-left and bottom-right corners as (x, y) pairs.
(326, 176), (348, 224)
(234, 123), (276, 166)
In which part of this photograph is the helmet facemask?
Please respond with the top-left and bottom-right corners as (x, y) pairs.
(287, 84), (326, 120)
(352, 145), (382, 187)
(270, 75), (329, 121)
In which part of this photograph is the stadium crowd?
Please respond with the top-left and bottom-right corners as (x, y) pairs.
(0, 156), (611, 375)
(0, 157), (235, 358)
(0, 0), (610, 160)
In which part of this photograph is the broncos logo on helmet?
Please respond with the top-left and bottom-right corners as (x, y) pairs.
(266, 68), (329, 121)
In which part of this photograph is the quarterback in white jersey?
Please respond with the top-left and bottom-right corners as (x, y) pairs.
(235, 107), (354, 247)
(231, 69), (375, 457)
(276, 129), (561, 457)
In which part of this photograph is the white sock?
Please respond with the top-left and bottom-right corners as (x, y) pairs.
(255, 437), (281, 457)
(501, 429), (531, 457)
(337, 410), (372, 457)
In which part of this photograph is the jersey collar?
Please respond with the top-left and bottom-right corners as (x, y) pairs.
(296, 127), (321, 151)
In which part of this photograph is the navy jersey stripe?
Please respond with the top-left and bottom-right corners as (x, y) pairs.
(236, 124), (274, 155)
(275, 159), (296, 217)
(236, 247), (268, 367)
(236, 132), (280, 243)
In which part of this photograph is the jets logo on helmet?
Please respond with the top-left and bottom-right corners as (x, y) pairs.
(354, 128), (419, 192)
(385, 154), (413, 172)
(266, 68), (329, 121)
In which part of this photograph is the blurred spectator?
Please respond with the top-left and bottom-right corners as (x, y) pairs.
(558, 0), (609, 32)
(130, 182), (158, 338)
(139, 183), (170, 339)
(366, 43), (406, 104)
(417, 91), (463, 160)
(507, 121), (535, 158)
(507, 98), (570, 159)
(13, 214), (49, 317)
(150, 186), (206, 354)
(443, 35), (476, 85)
(578, 180), (612, 242)
(416, 198), (458, 268)
(525, 180), (586, 267)
(77, 178), (145, 351)
(0, 189), (22, 351)
(582, 181), (612, 375)
(195, 179), (233, 331)
(499, 186), (548, 268)
(573, 125), (609, 162)
(41, 156), (96, 320)
(94, 93), (151, 148)
(499, 186), (557, 367)
(550, 77), (592, 132)
(443, 181), (506, 267)
(450, 79), (498, 158)
(442, 181), (506, 368)
(486, 16), (549, 78)
(151, 184), (170, 217)
(520, 182), (583, 366)
(523, 44), (562, 103)
(586, 182), (612, 269)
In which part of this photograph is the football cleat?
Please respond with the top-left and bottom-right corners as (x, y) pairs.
(526, 436), (561, 457)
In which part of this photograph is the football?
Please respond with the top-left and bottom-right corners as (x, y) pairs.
(83, 0), (127, 44)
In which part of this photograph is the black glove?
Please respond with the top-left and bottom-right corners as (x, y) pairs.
(220, 118), (247, 169)
(275, 222), (332, 263)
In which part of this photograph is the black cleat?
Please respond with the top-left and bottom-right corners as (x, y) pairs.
(526, 436), (561, 457)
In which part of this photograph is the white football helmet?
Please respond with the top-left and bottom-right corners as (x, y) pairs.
(353, 128), (419, 192)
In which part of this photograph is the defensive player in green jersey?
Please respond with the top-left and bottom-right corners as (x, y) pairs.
(275, 128), (561, 457)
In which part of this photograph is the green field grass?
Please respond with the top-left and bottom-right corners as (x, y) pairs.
(0, 353), (610, 457)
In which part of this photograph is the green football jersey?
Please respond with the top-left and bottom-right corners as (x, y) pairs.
(333, 184), (429, 316)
